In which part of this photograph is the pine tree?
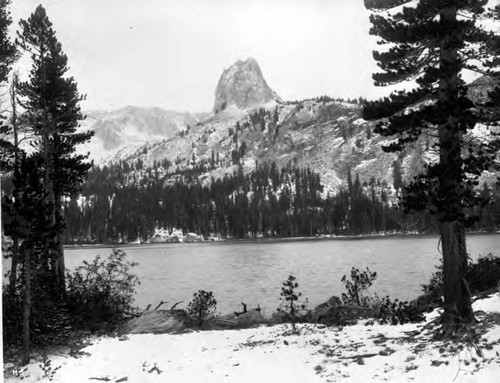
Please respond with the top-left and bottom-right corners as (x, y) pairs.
(0, 0), (18, 170)
(16, 5), (93, 293)
(0, 0), (15, 83)
(363, 0), (500, 333)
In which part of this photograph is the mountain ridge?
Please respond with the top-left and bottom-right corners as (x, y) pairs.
(79, 61), (498, 194)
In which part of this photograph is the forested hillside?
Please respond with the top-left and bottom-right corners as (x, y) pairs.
(57, 160), (500, 244)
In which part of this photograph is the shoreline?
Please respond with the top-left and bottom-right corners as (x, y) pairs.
(5, 292), (500, 383)
(63, 230), (500, 250)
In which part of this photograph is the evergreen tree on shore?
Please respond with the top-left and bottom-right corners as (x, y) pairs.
(0, 0), (18, 170)
(363, 0), (500, 334)
(16, 5), (93, 293)
(1, 5), (93, 363)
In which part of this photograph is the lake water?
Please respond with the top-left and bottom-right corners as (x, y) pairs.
(63, 234), (500, 316)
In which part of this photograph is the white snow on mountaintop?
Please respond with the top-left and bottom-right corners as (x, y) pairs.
(5, 292), (500, 383)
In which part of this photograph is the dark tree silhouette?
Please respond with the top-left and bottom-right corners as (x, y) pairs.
(17, 5), (93, 293)
(363, 0), (500, 333)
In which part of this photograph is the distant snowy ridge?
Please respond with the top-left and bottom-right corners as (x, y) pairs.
(77, 106), (208, 163)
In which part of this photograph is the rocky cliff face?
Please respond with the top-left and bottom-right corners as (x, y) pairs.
(467, 75), (498, 104)
(213, 58), (281, 114)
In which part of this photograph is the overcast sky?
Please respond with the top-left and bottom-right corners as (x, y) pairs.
(11, 0), (384, 113)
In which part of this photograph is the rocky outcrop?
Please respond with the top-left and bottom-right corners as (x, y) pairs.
(235, 309), (266, 328)
(467, 75), (498, 104)
(120, 309), (189, 334)
(310, 295), (343, 325)
(213, 309), (266, 329)
(410, 292), (443, 313)
(213, 57), (281, 114)
(121, 308), (267, 334)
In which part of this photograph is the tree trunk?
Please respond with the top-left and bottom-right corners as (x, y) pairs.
(8, 237), (19, 295)
(437, 7), (474, 333)
(9, 73), (20, 295)
(22, 248), (31, 365)
(440, 221), (474, 333)
(55, 198), (66, 295)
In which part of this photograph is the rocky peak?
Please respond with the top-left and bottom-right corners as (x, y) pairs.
(213, 57), (281, 114)
(468, 75), (498, 104)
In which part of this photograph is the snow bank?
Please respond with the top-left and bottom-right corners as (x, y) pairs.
(149, 229), (205, 243)
(5, 293), (500, 383)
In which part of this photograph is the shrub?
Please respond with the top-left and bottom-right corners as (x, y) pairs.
(187, 290), (217, 326)
(65, 249), (140, 328)
(466, 253), (500, 294)
(372, 295), (425, 325)
(422, 253), (500, 298)
(3, 260), (75, 353)
(2, 286), (23, 348)
(421, 262), (443, 296)
(341, 267), (377, 307)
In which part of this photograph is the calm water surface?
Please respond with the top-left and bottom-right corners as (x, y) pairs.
(65, 235), (500, 315)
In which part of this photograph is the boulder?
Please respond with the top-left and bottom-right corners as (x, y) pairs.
(236, 309), (266, 328)
(212, 314), (238, 329)
(120, 309), (189, 334)
(410, 292), (442, 313)
(310, 295), (343, 325)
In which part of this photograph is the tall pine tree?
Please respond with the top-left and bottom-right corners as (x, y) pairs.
(0, 0), (18, 290)
(363, 0), (500, 333)
(16, 5), (93, 293)
(0, 0), (18, 169)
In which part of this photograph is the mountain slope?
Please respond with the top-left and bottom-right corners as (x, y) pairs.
(111, 98), (422, 195)
(77, 106), (207, 163)
(90, 64), (498, 194)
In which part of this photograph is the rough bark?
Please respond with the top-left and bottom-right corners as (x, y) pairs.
(55, 199), (66, 294)
(437, 7), (474, 332)
(8, 74), (19, 295)
(8, 237), (18, 295)
(22, 248), (31, 365)
(440, 221), (474, 333)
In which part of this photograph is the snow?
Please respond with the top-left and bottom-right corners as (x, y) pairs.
(5, 292), (500, 383)
(353, 118), (366, 126)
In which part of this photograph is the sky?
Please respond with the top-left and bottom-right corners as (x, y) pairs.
(10, 0), (385, 113)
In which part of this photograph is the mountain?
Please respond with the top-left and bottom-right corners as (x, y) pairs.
(67, 65), (500, 242)
(77, 106), (208, 163)
(96, 59), (400, 193)
(90, 63), (498, 195)
(109, 97), (413, 194)
(98, 59), (417, 194)
(213, 57), (281, 114)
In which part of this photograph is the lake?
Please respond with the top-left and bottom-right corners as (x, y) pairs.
(63, 234), (500, 316)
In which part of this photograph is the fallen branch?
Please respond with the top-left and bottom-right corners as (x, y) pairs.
(89, 377), (111, 381)
(234, 302), (248, 317)
(154, 301), (169, 311)
(170, 301), (184, 310)
(338, 353), (379, 360)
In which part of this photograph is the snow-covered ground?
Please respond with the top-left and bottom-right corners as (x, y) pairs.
(5, 293), (500, 383)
